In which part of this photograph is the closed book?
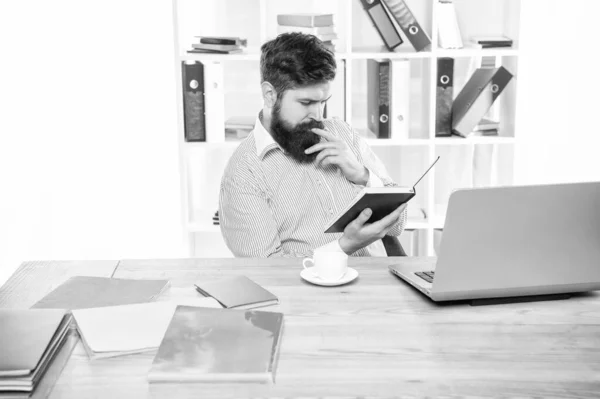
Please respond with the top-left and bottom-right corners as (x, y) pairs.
(471, 35), (513, 47)
(451, 66), (513, 137)
(0, 309), (73, 397)
(437, 1), (463, 49)
(191, 43), (241, 52)
(187, 48), (243, 54)
(324, 156), (439, 233)
(435, 57), (454, 137)
(390, 59), (410, 139)
(195, 36), (247, 46)
(276, 13), (334, 28)
(324, 59), (345, 120)
(195, 275), (278, 310)
(73, 298), (222, 359)
(148, 306), (284, 383)
(31, 276), (170, 310)
(382, 0), (431, 52)
(276, 25), (336, 35)
(182, 61), (205, 142)
(367, 59), (390, 138)
(202, 61), (225, 142)
(359, 0), (403, 51)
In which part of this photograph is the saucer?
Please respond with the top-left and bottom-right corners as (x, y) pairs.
(300, 267), (359, 287)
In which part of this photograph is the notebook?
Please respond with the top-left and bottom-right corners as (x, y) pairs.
(324, 156), (440, 233)
(31, 276), (170, 310)
(195, 276), (278, 310)
(148, 306), (284, 383)
(0, 309), (72, 396)
(72, 297), (222, 359)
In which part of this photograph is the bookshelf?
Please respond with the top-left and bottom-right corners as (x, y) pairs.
(172, 0), (522, 257)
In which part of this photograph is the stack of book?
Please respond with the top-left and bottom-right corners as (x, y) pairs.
(225, 115), (255, 141)
(187, 36), (247, 55)
(0, 309), (74, 398)
(471, 35), (513, 48)
(276, 13), (337, 52)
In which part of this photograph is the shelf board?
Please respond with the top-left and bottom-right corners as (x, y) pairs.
(406, 220), (429, 230)
(187, 222), (221, 233)
(183, 140), (242, 149)
(345, 47), (431, 60)
(434, 47), (520, 58)
(433, 136), (516, 145)
(365, 138), (430, 147)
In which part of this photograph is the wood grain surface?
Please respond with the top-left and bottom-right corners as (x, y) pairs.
(1, 257), (599, 398)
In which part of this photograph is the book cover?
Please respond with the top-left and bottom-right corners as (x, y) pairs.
(148, 306), (284, 383)
(202, 61), (225, 143)
(359, 0), (403, 51)
(195, 36), (247, 46)
(324, 59), (345, 120)
(437, 1), (463, 49)
(367, 59), (390, 138)
(191, 43), (242, 52)
(451, 66), (513, 137)
(382, 0), (432, 52)
(182, 61), (205, 142)
(276, 13), (334, 28)
(276, 25), (336, 35)
(31, 276), (170, 310)
(324, 156), (439, 233)
(0, 309), (70, 378)
(324, 187), (415, 233)
(390, 59), (410, 139)
(186, 48), (243, 54)
(194, 276), (278, 310)
(73, 298), (222, 359)
(435, 57), (454, 137)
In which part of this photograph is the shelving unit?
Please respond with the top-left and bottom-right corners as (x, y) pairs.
(172, 0), (522, 257)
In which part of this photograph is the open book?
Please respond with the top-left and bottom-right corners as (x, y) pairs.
(324, 156), (440, 233)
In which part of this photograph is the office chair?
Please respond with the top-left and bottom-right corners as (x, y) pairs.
(382, 235), (407, 257)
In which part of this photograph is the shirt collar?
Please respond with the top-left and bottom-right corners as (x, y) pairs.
(254, 110), (283, 160)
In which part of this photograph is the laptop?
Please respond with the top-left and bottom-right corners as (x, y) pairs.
(389, 181), (600, 303)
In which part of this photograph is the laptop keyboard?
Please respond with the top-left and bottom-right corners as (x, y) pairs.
(415, 271), (435, 283)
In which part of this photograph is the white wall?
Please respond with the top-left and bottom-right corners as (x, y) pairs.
(0, 0), (184, 285)
(516, 0), (600, 184)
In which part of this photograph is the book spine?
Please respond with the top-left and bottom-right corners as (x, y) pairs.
(324, 59), (346, 120)
(359, 0), (403, 51)
(378, 61), (391, 138)
(453, 67), (513, 137)
(199, 37), (246, 46)
(435, 57), (454, 137)
(382, 0), (431, 52)
(182, 61), (205, 142)
(277, 14), (330, 28)
(203, 61), (225, 143)
(390, 59), (410, 139)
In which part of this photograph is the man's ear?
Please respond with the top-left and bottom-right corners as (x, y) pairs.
(261, 82), (277, 108)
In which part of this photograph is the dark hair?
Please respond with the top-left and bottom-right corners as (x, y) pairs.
(260, 32), (336, 97)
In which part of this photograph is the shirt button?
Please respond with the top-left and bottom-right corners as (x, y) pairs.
(329, 208), (333, 214)
(317, 180), (321, 185)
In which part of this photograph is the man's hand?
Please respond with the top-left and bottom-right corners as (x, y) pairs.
(305, 127), (369, 185)
(338, 203), (407, 255)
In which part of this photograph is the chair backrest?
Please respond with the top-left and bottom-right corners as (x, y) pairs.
(382, 235), (407, 257)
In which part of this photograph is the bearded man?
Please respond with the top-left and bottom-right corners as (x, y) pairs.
(219, 32), (407, 257)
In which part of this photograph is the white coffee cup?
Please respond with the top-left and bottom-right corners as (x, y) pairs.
(302, 249), (348, 281)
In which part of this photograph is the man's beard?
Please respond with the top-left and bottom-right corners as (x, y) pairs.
(269, 102), (324, 163)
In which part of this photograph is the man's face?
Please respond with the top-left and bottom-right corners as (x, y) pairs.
(269, 82), (332, 163)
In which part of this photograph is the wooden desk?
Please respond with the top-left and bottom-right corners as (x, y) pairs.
(1, 257), (599, 398)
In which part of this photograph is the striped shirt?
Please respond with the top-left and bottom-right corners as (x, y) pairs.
(219, 114), (407, 257)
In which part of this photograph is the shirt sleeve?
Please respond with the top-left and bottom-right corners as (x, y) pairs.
(219, 175), (307, 258)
